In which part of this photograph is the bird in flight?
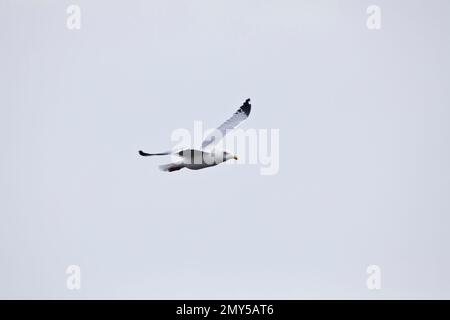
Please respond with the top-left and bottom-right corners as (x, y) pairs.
(139, 98), (252, 172)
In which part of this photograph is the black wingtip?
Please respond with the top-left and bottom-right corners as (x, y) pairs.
(139, 150), (148, 156)
(241, 98), (251, 116)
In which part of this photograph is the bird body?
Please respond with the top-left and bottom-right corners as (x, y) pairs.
(139, 99), (251, 172)
(151, 149), (238, 172)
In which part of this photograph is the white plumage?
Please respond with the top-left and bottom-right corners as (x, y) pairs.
(139, 98), (252, 172)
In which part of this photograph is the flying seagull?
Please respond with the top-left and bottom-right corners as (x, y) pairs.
(139, 98), (252, 172)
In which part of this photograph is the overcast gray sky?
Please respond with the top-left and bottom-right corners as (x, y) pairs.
(1, 0), (450, 299)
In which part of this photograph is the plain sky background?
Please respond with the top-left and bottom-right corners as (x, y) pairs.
(1, 0), (449, 299)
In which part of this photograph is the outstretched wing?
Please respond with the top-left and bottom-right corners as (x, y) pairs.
(138, 150), (172, 156)
(201, 98), (251, 149)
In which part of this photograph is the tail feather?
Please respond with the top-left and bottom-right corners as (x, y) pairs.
(159, 163), (185, 172)
(139, 150), (171, 156)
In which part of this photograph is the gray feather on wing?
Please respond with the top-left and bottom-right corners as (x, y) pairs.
(201, 99), (251, 149)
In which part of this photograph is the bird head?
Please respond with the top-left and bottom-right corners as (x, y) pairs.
(223, 151), (238, 162)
